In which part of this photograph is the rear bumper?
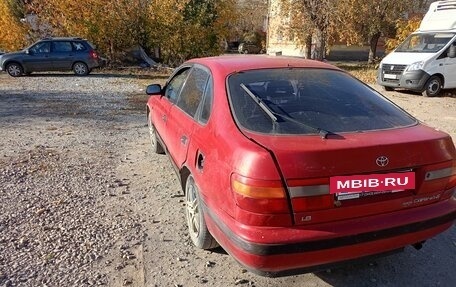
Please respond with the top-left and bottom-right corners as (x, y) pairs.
(203, 196), (456, 277)
(87, 58), (100, 69)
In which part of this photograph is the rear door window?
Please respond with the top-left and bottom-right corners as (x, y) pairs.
(53, 41), (73, 52)
(176, 67), (210, 118)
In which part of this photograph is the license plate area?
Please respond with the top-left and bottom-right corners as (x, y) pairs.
(383, 74), (398, 80)
(336, 190), (403, 201)
(330, 172), (415, 201)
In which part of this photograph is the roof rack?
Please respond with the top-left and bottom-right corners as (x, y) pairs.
(41, 36), (84, 40)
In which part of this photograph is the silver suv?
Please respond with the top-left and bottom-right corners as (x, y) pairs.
(0, 37), (101, 77)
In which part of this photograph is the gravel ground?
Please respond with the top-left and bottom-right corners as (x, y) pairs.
(0, 72), (455, 287)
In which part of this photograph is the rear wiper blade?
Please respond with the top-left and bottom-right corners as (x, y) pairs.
(240, 83), (277, 123)
(270, 111), (335, 139)
(240, 83), (335, 138)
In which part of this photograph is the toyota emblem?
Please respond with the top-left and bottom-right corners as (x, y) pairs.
(376, 156), (389, 167)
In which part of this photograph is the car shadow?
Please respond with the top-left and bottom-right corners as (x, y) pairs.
(390, 88), (456, 98)
(311, 238), (456, 286)
(25, 72), (170, 80)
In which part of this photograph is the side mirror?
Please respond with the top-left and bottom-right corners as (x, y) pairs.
(146, 84), (162, 95)
(25, 49), (30, 55)
(448, 45), (456, 58)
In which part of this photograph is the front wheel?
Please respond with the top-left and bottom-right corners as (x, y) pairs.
(73, 62), (89, 76)
(185, 175), (218, 250)
(148, 114), (165, 154)
(6, 63), (23, 77)
(422, 76), (442, 97)
(383, 86), (394, 92)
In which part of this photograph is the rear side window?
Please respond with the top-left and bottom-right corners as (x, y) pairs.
(72, 42), (87, 51)
(177, 67), (209, 117)
(53, 41), (73, 52)
(199, 79), (213, 124)
(228, 68), (416, 134)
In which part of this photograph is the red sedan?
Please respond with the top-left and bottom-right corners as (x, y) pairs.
(146, 55), (456, 277)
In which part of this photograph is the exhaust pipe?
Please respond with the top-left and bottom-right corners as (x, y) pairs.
(412, 241), (426, 250)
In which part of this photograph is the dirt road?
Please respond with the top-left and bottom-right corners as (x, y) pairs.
(0, 73), (455, 287)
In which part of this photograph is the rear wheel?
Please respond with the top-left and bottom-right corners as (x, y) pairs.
(73, 62), (89, 76)
(422, 76), (442, 97)
(148, 114), (164, 154)
(6, 63), (23, 77)
(185, 175), (218, 249)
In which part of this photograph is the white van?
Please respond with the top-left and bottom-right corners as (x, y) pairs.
(378, 1), (456, 96)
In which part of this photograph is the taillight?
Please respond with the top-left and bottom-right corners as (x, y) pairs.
(89, 50), (98, 59)
(288, 178), (333, 212)
(231, 173), (289, 213)
(424, 163), (456, 190)
(420, 161), (456, 198)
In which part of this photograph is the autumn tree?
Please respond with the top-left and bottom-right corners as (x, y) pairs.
(0, 0), (28, 51)
(334, 0), (428, 63)
(385, 17), (421, 52)
(26, 0), (151, 61)
(235, 0), (267, 45)
(279, 0), (334, 60)
(149, 0), (236, 66)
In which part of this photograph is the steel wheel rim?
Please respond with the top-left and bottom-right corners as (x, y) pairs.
(185, 179), (200, 238)
(428, 79), (440, 95)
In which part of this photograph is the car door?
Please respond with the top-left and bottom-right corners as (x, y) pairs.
(444, 41), (456, 88)
(152, 67), (192, 152)
(51, 41), (74, 70)
(165, 66), (210, 168)
(23, 42), (52, 71)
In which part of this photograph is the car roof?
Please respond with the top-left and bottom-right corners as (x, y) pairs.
(187, 55), (341, 75)
(41, 37), (85, 41)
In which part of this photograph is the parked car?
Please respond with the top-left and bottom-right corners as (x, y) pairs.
(377, 1), (456, 97)
(146, 55), (456, 276)
(0, 37), (100, 77)
(238, 42), (262, 54)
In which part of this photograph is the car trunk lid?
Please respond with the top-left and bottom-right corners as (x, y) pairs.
(243, 124), (456, 225)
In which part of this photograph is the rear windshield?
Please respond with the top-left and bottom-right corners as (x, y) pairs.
(227, 68), (416, 135)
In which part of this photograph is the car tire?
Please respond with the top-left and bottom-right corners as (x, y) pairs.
(73, 62), (89, 76)
(6, 63), (23, 77)
(148, 114), (165, 154)
(383, 86), (394, 92)
(243, 50), (249, 54)
(185, 175), (219, 250)
(422, 76), (442, 97)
